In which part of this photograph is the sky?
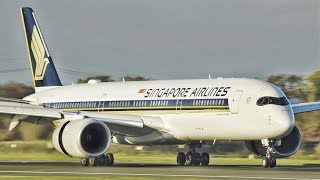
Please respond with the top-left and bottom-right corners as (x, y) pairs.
(0, 0), (319, 85)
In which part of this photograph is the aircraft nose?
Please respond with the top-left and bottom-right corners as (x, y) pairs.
(277, 109), (295, 137)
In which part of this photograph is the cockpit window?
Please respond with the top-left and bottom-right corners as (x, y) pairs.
(256, 97), (289, 106)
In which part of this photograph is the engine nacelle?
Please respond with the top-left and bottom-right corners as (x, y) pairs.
(52, 119), (111, 158)
(245, 126), (302, 158)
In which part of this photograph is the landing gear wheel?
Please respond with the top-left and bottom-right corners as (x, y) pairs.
(176, 152), (186, 166)
(89, 157), (98, 166)
(185, 152), (201, 166)
(185, 152), (193, 166)
(93, 154), (104, 166)
(200, 153), (210, 166)
(183, 143), (211, 166)
(269, 158), (277, 168)
(80, 158), (89, 166)
(105, 153), (114, 166)
(193, 153), (201, 166)
(262, 157), (269, 168)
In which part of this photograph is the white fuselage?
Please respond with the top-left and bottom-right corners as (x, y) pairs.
(23, 78), (295, 143)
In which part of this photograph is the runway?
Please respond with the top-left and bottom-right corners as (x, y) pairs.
(0, 161), (319, 179)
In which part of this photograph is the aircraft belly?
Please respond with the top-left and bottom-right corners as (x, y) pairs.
(160, 112), (275, 141)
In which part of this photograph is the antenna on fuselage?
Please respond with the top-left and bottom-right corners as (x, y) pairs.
(208, 74), (211, 79)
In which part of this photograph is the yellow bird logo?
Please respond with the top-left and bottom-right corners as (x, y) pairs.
(30, 26), (49, 81)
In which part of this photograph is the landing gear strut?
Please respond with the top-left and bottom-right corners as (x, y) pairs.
(176, 143), (210, 166)
(80, 153), (114, 167)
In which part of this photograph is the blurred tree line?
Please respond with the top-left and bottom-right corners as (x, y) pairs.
(267, 73), (320, 143)
(0, 73), (319, 153)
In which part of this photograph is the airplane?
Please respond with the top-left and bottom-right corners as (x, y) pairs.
(1, 7), (319, 168)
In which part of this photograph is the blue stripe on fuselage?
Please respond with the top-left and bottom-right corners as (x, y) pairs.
(44, 98), (229, 111)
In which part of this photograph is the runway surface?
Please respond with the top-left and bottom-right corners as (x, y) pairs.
(0, 161), (319, 179)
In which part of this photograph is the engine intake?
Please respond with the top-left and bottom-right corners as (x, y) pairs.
(52, 119), (111, 158)
(245, 126), (302, 158)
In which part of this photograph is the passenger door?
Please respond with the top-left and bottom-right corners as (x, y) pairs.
(98, 101), (105, 112)
(176, 99), (183, 113)
(230, 90), (243, 114)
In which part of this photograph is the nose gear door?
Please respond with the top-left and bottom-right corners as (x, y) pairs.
(230, 90), (243, 114)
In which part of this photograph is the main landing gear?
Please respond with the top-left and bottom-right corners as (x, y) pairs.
(261, 139), (277, 168)
(176, 143), (210, 166)
(80, 153), (114, 166)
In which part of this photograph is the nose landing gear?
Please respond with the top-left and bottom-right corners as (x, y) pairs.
(176, 143), (210, 166)
(261, 140), (277, 168)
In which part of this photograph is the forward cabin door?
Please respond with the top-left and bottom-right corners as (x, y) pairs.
(230, 90), (243, 114)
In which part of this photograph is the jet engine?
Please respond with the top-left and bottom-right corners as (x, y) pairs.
(52, 119), (111, 158)
(245, 126), (301, 158)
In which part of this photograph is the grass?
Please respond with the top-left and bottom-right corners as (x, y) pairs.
(0, 141), (319, 180)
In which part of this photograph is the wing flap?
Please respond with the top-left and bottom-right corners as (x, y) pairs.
(292, 102), (320, 114)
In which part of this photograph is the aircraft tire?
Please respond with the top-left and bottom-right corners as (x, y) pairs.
(262, 157), (269, 168)
(269, 158), (277, 168)
(193, 153), (201, 166)
(80, 158), (89, 166)
(200, 152), (210, 166)
(185, 152), (193, 166)
(176, 152), (186, 166)
(89, 157), (98, 166)
(105, 153), (114, 166)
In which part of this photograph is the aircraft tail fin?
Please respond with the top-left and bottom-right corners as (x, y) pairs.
(20, 7), (62, 92)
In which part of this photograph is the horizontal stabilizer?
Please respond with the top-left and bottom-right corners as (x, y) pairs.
(292, 102), (320, 114)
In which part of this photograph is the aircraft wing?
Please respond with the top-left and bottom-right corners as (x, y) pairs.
(64, 111), (144, 128)
(0, 101), (61, 118)
(0, 100), (145, 131)
(292, 102), (320, 114)
(0, 97), (32, 104)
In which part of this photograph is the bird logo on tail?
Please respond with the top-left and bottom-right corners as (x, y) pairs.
(30, 26), (50, 80)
